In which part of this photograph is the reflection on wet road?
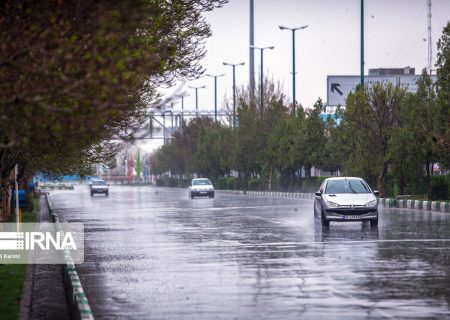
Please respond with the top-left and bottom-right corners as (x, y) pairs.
(51, 186), (450, 319)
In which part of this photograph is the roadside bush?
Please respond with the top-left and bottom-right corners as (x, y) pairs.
(155, 176), (189, 188)
(248, 178), (264, 190)
(300, 177), (328, 193)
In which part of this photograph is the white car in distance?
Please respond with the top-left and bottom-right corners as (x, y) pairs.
(188, 178), (214, 199)
(90, 179), (109, 197)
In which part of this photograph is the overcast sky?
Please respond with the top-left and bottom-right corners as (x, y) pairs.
(168, 0), (450, 112)
(141, 0), (449, 153)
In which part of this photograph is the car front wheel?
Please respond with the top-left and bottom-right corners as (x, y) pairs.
(370, 218), (378, 227)
(321, 209), (330, 228)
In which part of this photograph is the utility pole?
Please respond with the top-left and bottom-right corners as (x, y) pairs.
(206, 73), (225, 122)
(223, 62), (245, 128)
(360, 0), (364, 86)
(428, 0), (432, 74)
(249, 0), (255, 105)
(250, 45), (274, 115)
(188, 85), (206, 118)
(279, 25), (308, 115)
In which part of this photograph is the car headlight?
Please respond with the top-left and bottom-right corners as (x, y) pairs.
(324, 199), (340, 208)
(365, 200), (377, 207)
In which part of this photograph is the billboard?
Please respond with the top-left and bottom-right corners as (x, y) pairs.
(327, 74), (437, 106)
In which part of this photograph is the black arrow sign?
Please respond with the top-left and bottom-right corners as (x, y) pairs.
(331, 83), (343, 95)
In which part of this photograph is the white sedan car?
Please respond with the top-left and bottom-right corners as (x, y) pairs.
(188, 178), (214, 199)
(314, 177), (378, 228)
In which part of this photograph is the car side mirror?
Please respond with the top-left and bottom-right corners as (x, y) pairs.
(315, 192), (322, 197)
(373, 190), (379, 196)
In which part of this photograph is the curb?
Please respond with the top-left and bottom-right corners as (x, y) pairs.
(371, 198), (449, 213)
(40, 184), (75, 190)
(217, 189), (315, 200)
(18, 263), (34, 320)
(45, 194), (94, 320)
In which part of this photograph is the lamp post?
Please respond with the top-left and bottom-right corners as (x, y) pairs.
(223, 62), (245, 128)
(279, 25), (308, 115)
(188, 85), (206, 118)
(206, 73), (225, 122)
(360, 0), (364, 86)
(250, 45), (274, 114)
(176, 93), (189, 125)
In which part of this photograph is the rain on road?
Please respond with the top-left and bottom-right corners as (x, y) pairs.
(50, 186), (450, 319)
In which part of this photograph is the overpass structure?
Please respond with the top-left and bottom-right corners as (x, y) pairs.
(114, 108), (232, 143)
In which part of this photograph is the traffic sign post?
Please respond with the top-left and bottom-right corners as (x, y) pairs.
(326, 74), (437, 106)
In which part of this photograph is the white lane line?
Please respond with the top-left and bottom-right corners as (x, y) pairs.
(216, 239), (450, 247)
(186, 204), (313, 212)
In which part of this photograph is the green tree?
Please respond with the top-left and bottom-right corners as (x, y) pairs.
(0, 0), (227, 219)
(321, 113), (342, 175)
(389, 70), (439, 198)
(302, 99), (326, 178)
(194, 124), (234, 180)
(342, 83), (406, 196)
(435, 22), (450, 168)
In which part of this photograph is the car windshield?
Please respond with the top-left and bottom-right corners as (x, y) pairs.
(325, 179), (370, 194)
(193, 179), (212, 186)
(92, 180), (106, 185)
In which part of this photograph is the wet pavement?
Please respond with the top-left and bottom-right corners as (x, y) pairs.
(50, 185), (450, 319)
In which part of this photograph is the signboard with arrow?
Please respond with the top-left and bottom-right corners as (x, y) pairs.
(326, 74), (436, 106)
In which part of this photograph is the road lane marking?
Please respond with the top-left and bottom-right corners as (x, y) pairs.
(188, 204), (313, 211)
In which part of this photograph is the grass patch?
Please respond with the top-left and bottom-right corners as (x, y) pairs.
(0, 196), (39, 319)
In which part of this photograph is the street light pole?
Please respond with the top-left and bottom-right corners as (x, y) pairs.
(250, 45), (274, 115)
(223, 62), (245, 128)
(188, 85), (206, 118)
(279, 25), (308, 115)
(361, 0), (364, 86)
(206, 73), (225, 122)
(176, 93), (189, 125)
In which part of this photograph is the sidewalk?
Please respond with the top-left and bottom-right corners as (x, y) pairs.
(20, 196), (70, 320)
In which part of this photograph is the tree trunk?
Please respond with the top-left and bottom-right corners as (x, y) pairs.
(305, 164), (311, 179)
(378, 162), (389, 198)
(399, 172), (404, 195)
(415, 165), (421, 195)
(268, 167), (272, 191)
(0, 177), (12, 222)
(425, 160), (431, 201)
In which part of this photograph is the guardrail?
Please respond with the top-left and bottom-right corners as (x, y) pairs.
(218, 190), (450, 213)
(45, 194), (94, 320)
(217, 190), (315, 199)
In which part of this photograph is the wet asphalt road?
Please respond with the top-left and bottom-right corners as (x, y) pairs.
(50, 185), (450, 319)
